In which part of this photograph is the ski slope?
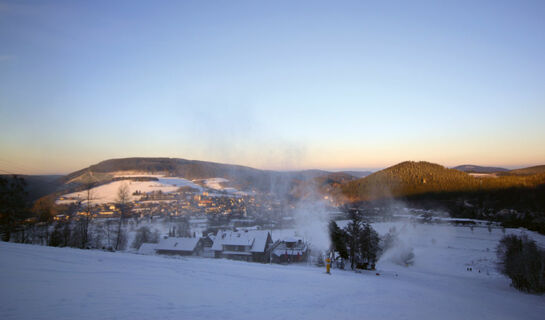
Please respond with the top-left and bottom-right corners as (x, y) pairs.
(1, 225), (545, 320)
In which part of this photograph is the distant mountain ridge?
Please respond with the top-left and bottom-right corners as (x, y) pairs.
(339, 171), (373, 178)
(0, 175), (64, 202)
(60, 157), (365, 199)
(506, 165), (545, 176)
(14, 158), (545, 204)
(453, 165), (508, 173)
(453, 164), (545, 176)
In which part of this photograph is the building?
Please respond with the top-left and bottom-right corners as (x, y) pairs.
(211, 230), (273, 262)
(271, 237), (309, 263)
(200, 235), (215, 258)
(155, 237), (203, 256)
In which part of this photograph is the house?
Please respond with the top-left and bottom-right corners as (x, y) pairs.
(155, 237), (203, 256)
(200, 235), (215, 258)
(211, 230), (273, 262)
(271, 237), (309, 263)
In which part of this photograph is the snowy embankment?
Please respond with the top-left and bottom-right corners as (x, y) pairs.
(2, 224), (545, 320)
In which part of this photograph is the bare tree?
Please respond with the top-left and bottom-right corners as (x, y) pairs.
(74, 178), (95, 249)
(131, 226), (160, 249)
(114, 183), (130, 250)
(103, 219), (116, 249)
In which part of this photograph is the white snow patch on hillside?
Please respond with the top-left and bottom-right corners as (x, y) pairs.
(58, 177), (201, 205)
(204, 178), (238, 193)
(1, 237), (544, 320)
(156, 177), (203, 191)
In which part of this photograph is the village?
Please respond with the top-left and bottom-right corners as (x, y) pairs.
(54, 177), (299, 224)
(40, 177), (505, 269)
(47, 178), (318, 265)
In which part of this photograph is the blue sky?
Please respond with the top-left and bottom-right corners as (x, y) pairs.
(1, 0), (544, 174)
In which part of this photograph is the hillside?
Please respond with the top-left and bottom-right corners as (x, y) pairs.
(290, 171), (359, 200)
(341, 161), (545, 202)
(505, 165), (545, 176)
(340, 170), (373, 178)
(452, 164), (545, 176)
(2, 224), (545, 320)
(453, 165), (508, 173)
(60, 158), (341, 200)
(63, 157), (267, 184)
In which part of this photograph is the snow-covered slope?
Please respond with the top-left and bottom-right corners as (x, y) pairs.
(58, 176), (202, 204)
(1, 232), (544, 320)
(203, 177), (240, 194)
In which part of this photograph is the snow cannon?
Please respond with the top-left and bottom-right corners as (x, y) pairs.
(326, 257), (331, 274)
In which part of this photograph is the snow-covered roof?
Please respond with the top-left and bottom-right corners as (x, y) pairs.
(223, 236), (254, 246)
(138, 243), (157, 255)
(156, 237), (200, 252)
(249, 230), (271, 253)
(212, 230), (271, 253)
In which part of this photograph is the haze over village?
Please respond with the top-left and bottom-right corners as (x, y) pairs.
(1, 1), (545, 320)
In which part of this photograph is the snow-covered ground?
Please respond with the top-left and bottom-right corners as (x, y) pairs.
(57, 176), (202, 204)
(204, 177), (229, 190)
(1, 224), (545, 320)
(57, 175), (250, 205)
(203, 177), (239, 194)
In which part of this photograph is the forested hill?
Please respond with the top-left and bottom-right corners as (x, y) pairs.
(63, 157), (267, 183)
(62, 157), (338, 197)
(340, 161), (545, 202)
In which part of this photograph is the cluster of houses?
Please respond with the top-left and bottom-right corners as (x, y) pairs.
(138, 229), (311, 264)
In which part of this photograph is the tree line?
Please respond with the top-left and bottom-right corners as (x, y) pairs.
(0, 175), (148, 251)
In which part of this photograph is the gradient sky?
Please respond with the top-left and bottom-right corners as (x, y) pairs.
(1, 0), (545, 174)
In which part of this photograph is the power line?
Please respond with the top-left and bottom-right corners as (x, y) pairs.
(0, 168), (66, 191)
(0, 168), (19, 175)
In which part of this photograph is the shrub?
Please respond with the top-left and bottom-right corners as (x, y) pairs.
(497, 234), (545, 293)
(132, 226), (159, 249)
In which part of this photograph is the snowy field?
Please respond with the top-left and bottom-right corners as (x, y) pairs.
(202, 177), (246, 195)
(57, 176), (203, 204)
(57, 175), (247, 205)
(1, 223), (545, 320)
